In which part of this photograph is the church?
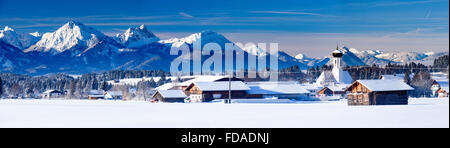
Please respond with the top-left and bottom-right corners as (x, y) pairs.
(315, 46), (354, 98)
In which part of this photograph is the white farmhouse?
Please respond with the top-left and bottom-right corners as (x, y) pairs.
(42, 90), (63, 98)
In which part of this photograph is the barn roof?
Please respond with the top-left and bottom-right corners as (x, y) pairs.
(155, 90), (187, 98)
(247, 81), (310, 94)
(43, 90), (62, 94)
(323, 84), (349, 92)
(106, 91), (123, 96)
(190, 81), (250, 91)
(353, 80), (414, 92)
(179, 76), (229, 86)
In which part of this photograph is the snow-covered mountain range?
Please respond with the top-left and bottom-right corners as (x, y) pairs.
(0, 21), (448, 75)
(294, 46), (448, 68)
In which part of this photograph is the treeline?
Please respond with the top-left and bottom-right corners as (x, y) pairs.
(0, 55), (448, 99)
(0, 70), (171, 99)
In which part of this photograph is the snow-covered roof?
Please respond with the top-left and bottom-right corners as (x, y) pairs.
(299, 83), (323, 91)
(156, 82), (175, 90)
(381, 74), (413, 80)
(355, 80), (414, 92)
(332, 49), (342, 54)
(316, 69), (353, 86)
(179, 75), (229, 86)
(43, 90), (61, 94)
(247, 81), (310, 95)
(155, 90), (187, 98)
(88, 90), (105, 95)
(191, 81), (250, 91)
(316, 71), (337, 85)
(106, 91), (122, 96)
(324, 84), (350, 92)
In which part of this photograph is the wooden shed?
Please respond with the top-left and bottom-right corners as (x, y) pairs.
(152, 90), (187, 103)
(345, 80), (414, 105)
(317, 85), (347, 96)
(185, 81), (250, 102)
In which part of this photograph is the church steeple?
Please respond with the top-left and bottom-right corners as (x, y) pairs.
(336, 41), (339, 50)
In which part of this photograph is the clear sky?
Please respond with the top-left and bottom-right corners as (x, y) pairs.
(0, 0), (448, 57)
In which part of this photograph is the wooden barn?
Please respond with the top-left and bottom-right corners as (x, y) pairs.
(104, 91), (123, 100)
(42, 90), (63, 98)
(345, 80), (414, 105)
(87, 90), (105, 100)
(152, 90), (187, 103)
(317, 85), (347, 96)
(184, 81), (250, 102)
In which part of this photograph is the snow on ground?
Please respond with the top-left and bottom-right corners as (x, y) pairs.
(0, 98), (448, 128)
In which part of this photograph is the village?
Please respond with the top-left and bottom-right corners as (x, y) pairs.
(37, 47), (449, 106)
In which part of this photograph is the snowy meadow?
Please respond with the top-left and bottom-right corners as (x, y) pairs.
(0, 98), (448, 128)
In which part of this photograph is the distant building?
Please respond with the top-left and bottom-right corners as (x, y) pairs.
(317, 84), (347, 97)
(42, 90), (63, 98)
(104, 91), (123, 100)
(430, 72), (449, 98)
(380, 74), (413, 81)
(246, 81), (310, 100)
(431, 80), (441, 97)
(178, 76), (244, 91)
(185, 81), (250, 102)
(345, 80), (414, 105)
(152, 90), (187, 103)
(437, 87), (448, 98)
(87, 90), (105, 100)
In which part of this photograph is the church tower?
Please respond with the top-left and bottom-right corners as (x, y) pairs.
(332, 45), (346, 84)
(332, 45), (343, 69)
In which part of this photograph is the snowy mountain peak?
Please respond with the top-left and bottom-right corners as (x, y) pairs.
(26, 21), (110, 54)
(139, 24), (146, 30)
(0, 26), (40, 49)
(29, 32), (41, 37)
(114, 24), (160, 48)
(295, 54), (305, 60)
(241, 44), (268, 56)
(160, 31), (229, 48)
(3, 26), (14, 31)
(425, 52), (435, 56)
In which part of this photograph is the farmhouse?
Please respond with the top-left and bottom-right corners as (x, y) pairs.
(317, 84), (347, 96)
(87, 90), (105, 100)
(185, 81), (250, 102)
(179, 76), (244, 90)
(104, 91), (123, 100)
(345, 80), (414, 105)
(152, 90), (187, 103)
(380, 74), (413, 81)
(246, 81), (310, 100)
(42, 90), (63, 98)
(155, 75), (244, 91)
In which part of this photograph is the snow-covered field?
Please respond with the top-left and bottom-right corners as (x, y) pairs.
(0, 98), (448, 128)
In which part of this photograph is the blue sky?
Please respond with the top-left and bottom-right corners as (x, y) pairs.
(0, 0), (448, 57)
